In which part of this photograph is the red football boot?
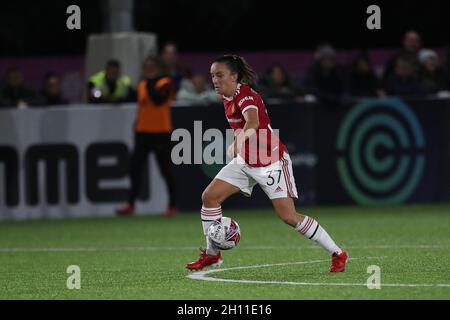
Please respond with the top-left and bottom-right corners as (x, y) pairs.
(163, 207), (178, 217)
(116, 203), (135, 216)
(186, 249), (223, 271)
(330, 249), (348, 272)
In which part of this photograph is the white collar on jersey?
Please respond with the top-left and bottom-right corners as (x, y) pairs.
(222, 83), (242, 101)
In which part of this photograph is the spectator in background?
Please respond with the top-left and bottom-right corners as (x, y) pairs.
(304, 45), (345, 105)
(0, 68), (37, 108)
(260, 64), (304, 102)
(418, 49), (449, 95)
(87, 59), (134, 104)
(384, 57), (425, 97)
(346, 53), (386, 98)
(176, 73), (221, 105)
(34, 73), (68, 106)
(383, 31), (422, 80)
(178, 63), (195, 92)
(313, 42), (334, 61)
(160, 41), (184, 90)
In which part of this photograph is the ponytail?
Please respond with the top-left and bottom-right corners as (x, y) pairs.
(213, 55), (257, 86)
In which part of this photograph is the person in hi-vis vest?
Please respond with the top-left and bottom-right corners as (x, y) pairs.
(116, 56), (178, 216)
(88, 59), (135, 104)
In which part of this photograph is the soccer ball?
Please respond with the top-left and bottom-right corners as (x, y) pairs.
(207, 217), (241, 250)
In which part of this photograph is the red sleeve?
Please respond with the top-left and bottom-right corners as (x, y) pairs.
(236, 87), (259, 114)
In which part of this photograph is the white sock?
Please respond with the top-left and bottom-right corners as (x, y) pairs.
(201, 206), (222, 255)
(206, 236), (219, 255)
(296, 216), (342, 256)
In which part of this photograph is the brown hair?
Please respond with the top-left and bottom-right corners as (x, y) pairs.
(213, 55), (257, 86)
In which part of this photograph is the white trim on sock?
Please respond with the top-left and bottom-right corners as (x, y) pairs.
(201, 206), (222, 235)
(202, 206), (221, 211)
(295, 216), (319, 239)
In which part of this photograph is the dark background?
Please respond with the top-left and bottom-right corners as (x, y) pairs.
(0, 0), (449, 56)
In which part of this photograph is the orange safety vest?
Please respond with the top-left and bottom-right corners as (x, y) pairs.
(135, 77), (174, 133)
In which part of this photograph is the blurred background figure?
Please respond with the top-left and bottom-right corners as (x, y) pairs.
(383, 30), (422, 80)
(260, 64), (304, 102)
(160, 41), (183, 90)
(0, 67), (37, 108)
(418, 49), (450, 95)
(304, 44), (345, 105)
(176, 73), (221, 105)
(87, 59), (135, 104)
(384, 57), (425, 97)
(346, 53), (386, 98)
(35, 73), (68, 106)
(160, 41), (195, 92)
(116, 56), (178, 217)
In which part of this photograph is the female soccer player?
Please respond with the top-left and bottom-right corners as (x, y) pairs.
(186, 55), (347, 272)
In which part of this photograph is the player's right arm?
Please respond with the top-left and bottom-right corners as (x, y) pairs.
(228, 108), (259, 158)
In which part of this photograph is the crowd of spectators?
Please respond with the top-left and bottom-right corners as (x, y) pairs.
(0, 68), (68, 108)
(1, 31), (450, 109)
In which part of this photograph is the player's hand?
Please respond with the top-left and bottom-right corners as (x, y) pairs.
(227, 142), (237, 159)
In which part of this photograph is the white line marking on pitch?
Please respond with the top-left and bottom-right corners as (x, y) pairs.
(187, 257), (450, 288)
(0, 244), (448, 253)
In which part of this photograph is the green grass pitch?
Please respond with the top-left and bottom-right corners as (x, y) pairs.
(0, 204), (449, 299)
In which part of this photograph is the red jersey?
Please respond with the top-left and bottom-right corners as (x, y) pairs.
(222, 83), (287, 167)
